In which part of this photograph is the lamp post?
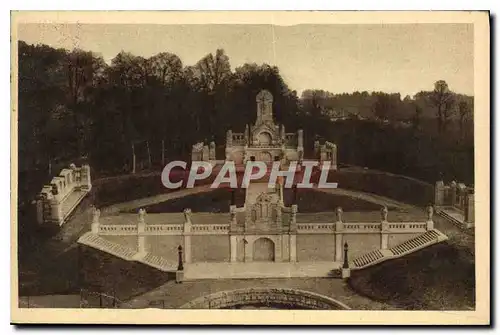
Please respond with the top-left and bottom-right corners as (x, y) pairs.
(341, 242), (351, 279)
(176, 245), (184, 284)
(343, 242), (349, 269)
(177, 245), (184, 271)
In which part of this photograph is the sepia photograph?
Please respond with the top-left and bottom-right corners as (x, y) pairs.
(10, 11), (490, 325)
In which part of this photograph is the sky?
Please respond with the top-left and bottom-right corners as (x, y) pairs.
(17, 23), (474, 97)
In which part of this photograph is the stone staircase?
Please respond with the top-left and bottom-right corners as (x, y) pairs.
(390, 229), (442, 256)
(78, 232), (137, 260)
(352, 249), (385, 268)
(351, 229), (448, 269)
(436, 207), (473, 230)
(78, 232), (176, 272)
(140, 252), (177, 272)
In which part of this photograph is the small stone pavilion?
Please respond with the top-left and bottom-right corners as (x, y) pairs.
(36, 163), (92, 226)
(225, 90), (304, 164)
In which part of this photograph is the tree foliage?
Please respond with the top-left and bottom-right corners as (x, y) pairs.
(17, 40), (474, 206)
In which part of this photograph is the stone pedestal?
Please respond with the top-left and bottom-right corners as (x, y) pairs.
(289, 234), (297, 262)
(380, 233), (389, 250)
(230, 235), (237, 262)
(335, 234), (343, 262)
(175, 271), (184, 284)
(341, 268), (351, 279)
(465, 193), (475, 225)
(434, 181), (444, 206)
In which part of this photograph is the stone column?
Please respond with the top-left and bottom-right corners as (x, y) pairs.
(426, 206), (434, 230)
(465, 193), (475, 225)
(380, 206), (389, 250)
(314, 140), (320, 158)
(450, 181), (457, 207)
(244, 237), (252, 262)
(230, 235), (238, 262)
(50, 199), (63, 225)
(202, 145), (210, 162)
(183, 208), (192, 263)
(36, 195), (45, 225)
(226, 130), (233, 147)
(91, 207), (101, 234)
(209, 141), (216, 161)
(434, 181), (444, 206)
(289, 234), (297, 262)
(331, 143), (338, 171)
(335, 207), (343, 262)
(137, 209), (146, 254)
(81, 164), (92, 192)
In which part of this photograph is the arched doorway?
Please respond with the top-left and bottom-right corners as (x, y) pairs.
(253, 237), (275, 261)
(259, 151), (272, 163)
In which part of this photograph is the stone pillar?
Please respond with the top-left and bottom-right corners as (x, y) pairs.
(297, 129), (304, 148)
(202, 145), (210, 162)
(434, 181), (444, 206)
(36, 195), (44, 225)
(183, 208), (192, 263)
(137, 209), (146, 254)
(244, 237), (252, 262)
(335, 207), (343, 262)
(230, 235), (238, 262)
(91, 207), (101, 234)
(450, 181), (457, 207)
(314, 140), (320, 158)
(465, 193), (475, 225)
(209, 141), (216, 161)
(289, 204), (298, 232)
(289, 234), (297, 262)
(320, 146), (328, 162)
(426, 206), (434, 230)
(50, 199), (63, 225)
(81, 164), (92, 192)
(226, 130), (233, 147)
(331, 143), (337, 171)
(380, 206), (389, 249)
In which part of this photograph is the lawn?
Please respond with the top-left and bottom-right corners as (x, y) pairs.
(347, 241), (475, 310)
(127, 188), (388, 213)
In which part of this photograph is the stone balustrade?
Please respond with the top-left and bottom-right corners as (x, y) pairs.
(90, 208), (230, 237)
(36, 163), (92, 226)
(98, 224), (137, 235)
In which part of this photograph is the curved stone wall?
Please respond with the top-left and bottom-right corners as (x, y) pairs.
(180, 288), (351, 310)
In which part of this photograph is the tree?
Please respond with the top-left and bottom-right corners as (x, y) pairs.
(458, 100), (471, 140)
(413, 103), (423, 131)
(430, 80), (455, 133)
(372, 93), (394, 121)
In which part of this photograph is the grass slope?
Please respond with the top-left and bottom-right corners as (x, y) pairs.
(348, 241), (475, 310)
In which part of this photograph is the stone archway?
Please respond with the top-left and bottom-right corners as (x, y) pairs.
(257, 132), (272, 146)
(253, 237), (275, 261)
(180, 288), (351, 310)
(259, 151), (273, 162)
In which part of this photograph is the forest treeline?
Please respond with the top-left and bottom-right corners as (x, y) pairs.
(18, 40), (474, 203)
